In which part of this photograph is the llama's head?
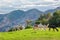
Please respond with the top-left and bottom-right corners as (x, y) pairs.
(47, 24), (49, 27)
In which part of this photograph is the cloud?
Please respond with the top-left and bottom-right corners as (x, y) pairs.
(0, 0), (60, 14)
(0, 0), (60, 8)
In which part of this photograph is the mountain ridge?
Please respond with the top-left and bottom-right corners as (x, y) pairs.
(0, 7), (60, 31)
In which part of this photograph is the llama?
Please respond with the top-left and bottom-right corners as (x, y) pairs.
(8, 25), (25, 32)
(33, 24), (39, 30)
(33, 23), (49, 31)
(38, 23), (49, 31)
(48, 24), (59, 32)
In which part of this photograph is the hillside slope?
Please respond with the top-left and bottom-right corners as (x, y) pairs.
(0, 29), (60, 40)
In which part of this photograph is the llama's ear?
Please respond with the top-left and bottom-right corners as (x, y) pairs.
(47, 24), (49, 26)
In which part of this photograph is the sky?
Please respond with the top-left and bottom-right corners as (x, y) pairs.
(0, 0), (60, 14)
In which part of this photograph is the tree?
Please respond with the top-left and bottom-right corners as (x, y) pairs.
(25, 20), (32, 29)
(46, 12), (52, 19)
(35, 13), (52, 25)
(49, 10), (60, 27)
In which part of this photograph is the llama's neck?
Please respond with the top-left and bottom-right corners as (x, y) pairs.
(47, 24), (49, 27)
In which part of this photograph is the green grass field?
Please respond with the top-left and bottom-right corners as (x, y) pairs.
(0, 28), (60, 40)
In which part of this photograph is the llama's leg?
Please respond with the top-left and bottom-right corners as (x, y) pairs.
(33, 28), (36, 33)
(53, 28), (55, 31)
(33, 27), (35, 30)
(43, 27), (46, 31)
(33, 27), (38, 33)
(40, 26), (43, 31)
(55, 28), (59, 32)
(38, 27), (40, 30)
(38, 26), (41, 31)
(49, 28), (51, 31)
(33, 27), (37, 30)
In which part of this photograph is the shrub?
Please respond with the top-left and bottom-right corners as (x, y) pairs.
(25, 25), (32, 29)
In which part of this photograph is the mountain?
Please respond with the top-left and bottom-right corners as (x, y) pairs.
(0, 9), (44, 32)
(0, 10), (25, 31)
(0, 7), (60, 32)
(45, 7), (60, 13)
(25, 9), (43, 20)
(0, 14), (6, 22)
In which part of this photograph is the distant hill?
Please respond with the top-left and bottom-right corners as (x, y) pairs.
(45, 7), (60, 13)
(0, 9), (43, 31)
(0, 7), (60, 31)
(25, 9), (43, 20)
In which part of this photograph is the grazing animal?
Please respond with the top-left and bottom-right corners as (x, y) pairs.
(48, 24), (59, 31)
(38, 23), (49, 31)
(33, 24), (39, 30)
(33, 23), (49, 31)
(8, 25), (24, 32)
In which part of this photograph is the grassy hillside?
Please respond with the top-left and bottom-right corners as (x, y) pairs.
(0, 28), (60, 40)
